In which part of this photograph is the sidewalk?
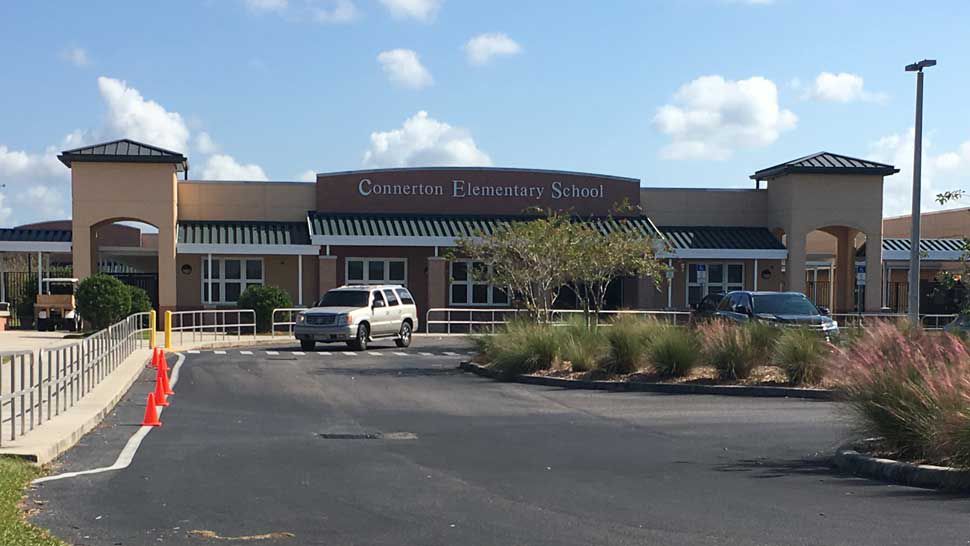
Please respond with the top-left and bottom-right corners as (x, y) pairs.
(0, 330), (75, 353)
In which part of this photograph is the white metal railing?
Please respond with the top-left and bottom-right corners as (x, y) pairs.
(169, 309), (257, 346)
(424, 308), (692, 334)
(271, 307), (307, 336)
(830, 312), (958, 331)
(0, 312), (151, 446)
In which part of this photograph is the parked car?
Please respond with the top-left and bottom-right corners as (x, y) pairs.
(293, 285), (418, 351)
(943, 314), (970, 335)
(689, 291), (725, 323)
(713, 291), (839, 338)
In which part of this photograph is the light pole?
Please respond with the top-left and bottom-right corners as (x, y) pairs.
(905, 59), (936, 323)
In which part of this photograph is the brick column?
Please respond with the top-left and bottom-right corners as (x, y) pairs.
(426, 257), (448, 331)
(318, 256), (337, 295)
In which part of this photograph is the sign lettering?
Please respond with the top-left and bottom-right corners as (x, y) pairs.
(357, 178), (606, 200)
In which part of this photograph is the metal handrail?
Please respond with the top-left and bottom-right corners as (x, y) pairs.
(830, 312), (957, 330)
(271, 307), (307, 336)
(168, 309), (257, 346)
(424, 307), (692, 334)
(0, 312), (151, 446)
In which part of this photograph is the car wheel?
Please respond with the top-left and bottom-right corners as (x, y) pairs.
(300, 339), (315, 351)
(350, 323), (369, 351)
(395, 321), (412, 348)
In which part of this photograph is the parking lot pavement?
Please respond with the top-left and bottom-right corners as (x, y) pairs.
(28, 335), (970, 546)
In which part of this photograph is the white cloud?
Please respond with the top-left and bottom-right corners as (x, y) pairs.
(62, 46), (89, 67)
(296, 169), (317, 182)
(200, 154), (269, 181)
(869, 129), (970, 216)
(0, 192), (12, 225)
(195, 132), (219, 155)
(377, 49), (433, 89)
(18, 186), (66, 219)
(464, 33), (522, 65)
(312, 0), (358, 23)
(379, 0), (440, 21)
(245, 0), (288, 12)
(653, 75), (797, 160)
(805, 72), (887, 103)
(362, 111), (491, 168)
(98, 76), (190, 153)
(0, 144), (70, 227)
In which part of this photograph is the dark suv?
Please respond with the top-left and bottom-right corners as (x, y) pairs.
(713, 291), (839, 337)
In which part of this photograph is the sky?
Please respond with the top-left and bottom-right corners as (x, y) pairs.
(1, 0), (969, 228)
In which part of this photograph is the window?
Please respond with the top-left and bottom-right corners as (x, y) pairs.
(395, 288), (415, 305)
(382, 289), (400, 306)
(687, 263), (743, 306)
(345, 258), (407, 285)
(203, 257), (263, 304)
(450, 260), (509, 306)
(371, 290), (386, 308)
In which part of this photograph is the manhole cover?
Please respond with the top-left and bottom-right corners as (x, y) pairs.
(316, 432), (417, 440)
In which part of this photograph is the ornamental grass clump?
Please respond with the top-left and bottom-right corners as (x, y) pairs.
(833, 323), (970, 466)
(601, 316), (663, 375)
(773, 328), (828, 385)
(648, 326), (699, 378)
(560, 317), (608, 372)
(486, 320), (561, 378)
(698, 320), (759, 380)
(745, 321), (781, 366)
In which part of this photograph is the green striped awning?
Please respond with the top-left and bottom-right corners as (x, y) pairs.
(177, 221), (316, 255)
(307, 212), (662, 245)
(658, 226), (785, 251)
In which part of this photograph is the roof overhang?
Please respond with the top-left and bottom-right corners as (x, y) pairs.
(177, 243), (319, 256)
(659, 249), (788, 260)
(0, 241), (72, 253)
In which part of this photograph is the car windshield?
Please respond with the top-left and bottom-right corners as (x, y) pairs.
(317, 290), (368, 308)
(751, 294), (819, 316)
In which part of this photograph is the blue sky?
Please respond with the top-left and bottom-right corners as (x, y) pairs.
(1, 0), (969, 227)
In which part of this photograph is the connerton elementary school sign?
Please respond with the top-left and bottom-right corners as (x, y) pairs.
(358, 178), (606, 200)
(315, 168), (641, 216)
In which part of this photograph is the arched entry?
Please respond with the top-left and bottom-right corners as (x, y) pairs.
(789, 223), (879, 313)
(90, 219), (160, 310)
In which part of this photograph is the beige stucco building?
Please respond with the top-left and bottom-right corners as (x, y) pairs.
(5, 138), (964, 323)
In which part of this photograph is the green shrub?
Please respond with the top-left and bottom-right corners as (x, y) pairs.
(76, 274), (131, 330)
(699, 320), (758, 380)
(601, 316), (660, 375)
(648, 326), (699, 378)
(745, 321), (781, 365)
(237, 285), (292, 332)
(125, 285), (153, 314)
(486, 321), (561, 377)
(560, 317), (608, 372)
(835, 324), (970, 466)
(774, 328), (828, 385)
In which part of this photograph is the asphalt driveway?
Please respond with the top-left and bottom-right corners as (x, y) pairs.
(29, 336), (970, 545)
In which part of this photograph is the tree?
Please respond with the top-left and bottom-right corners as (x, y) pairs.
(76, 274), (131, 330)
(452, 213), (574, 322)
(126, 285), (153, 314)
(932, 191), (970, 314)
(237, 285), (292, 332)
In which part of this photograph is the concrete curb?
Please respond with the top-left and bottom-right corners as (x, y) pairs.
(833, 442), (970, 492)
(0, 348), (151, 465)
(457, 362), (834, 400)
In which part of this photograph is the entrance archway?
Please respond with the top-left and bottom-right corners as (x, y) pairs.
(91, 219), (160, 310)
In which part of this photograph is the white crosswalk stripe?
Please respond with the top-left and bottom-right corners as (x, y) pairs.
(240, 351), (253, 355)
(317, 352), (331, 356)
(419, 352), (433, 356)
(368, 351), (383, 356)
(266, 351), (279, 355)
(443, 351), (459, 356)
(293, 351), (306, 356)
(342, 352), (357, 356)
(393, 352), (408, 356)
(214, 350), (227, 355)
(187, 350), (200, 354)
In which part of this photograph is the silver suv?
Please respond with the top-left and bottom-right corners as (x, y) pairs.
(294, 285), (419, 351)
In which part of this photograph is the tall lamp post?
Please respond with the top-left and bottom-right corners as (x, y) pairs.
(905, 59), (936, 323)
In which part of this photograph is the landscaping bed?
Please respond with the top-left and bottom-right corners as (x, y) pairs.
(0, 458), (64, 546)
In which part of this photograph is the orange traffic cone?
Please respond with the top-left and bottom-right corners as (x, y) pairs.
(149, 347), (159, 368)
(154, 377), (170, 407)
(142, 393), (162, 427)
(158, 350), (169, 374)
(157, 365), (174, 396)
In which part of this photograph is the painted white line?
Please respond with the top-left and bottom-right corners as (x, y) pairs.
(293, 351), (306, 356)
(342, 352), (357, 356)
(316, 352), (331, 356)
(33, 352), (187, 484)
(187, 350), (200, 354)
(419, 352), (433, 356)
(393, 352), (408, 356)
(239, 351), (253, 355)
(443, 352), (459, 356)
(266, 351), (279, 356)
(367, 352), (383, 356)
(214, 350), (227, 355)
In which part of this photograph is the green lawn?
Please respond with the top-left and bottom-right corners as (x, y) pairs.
(0, 459), (64, 546)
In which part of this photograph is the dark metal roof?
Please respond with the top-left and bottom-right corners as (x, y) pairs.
(857, 237), (967, 257)
(751, 152), (898, 180)
(58, 139), (188, 172)
(0, 228), (72, 243)
(658, 226), (785, 250)
(178, 221), (311, 245)
(307, 212), (661, 239)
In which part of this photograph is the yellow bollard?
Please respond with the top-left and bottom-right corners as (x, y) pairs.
(149, 310), (157, 349)
(164, 310), (173, 349)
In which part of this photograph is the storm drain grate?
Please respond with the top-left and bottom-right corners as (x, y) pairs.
(316, 432), (417, 440)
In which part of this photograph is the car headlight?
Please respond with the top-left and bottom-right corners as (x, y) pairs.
(336, 314), (354, 326)
(822, 320), (838, 331)
(296, 313), (306, 324)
